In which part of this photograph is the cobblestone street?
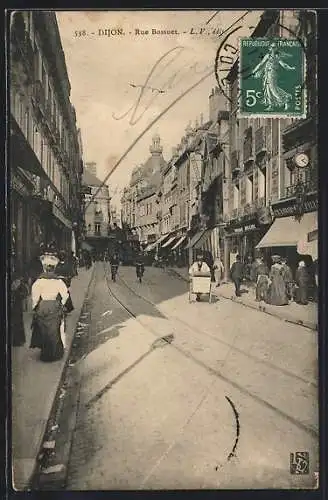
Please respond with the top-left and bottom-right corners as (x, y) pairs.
(40, 263), (319, 490)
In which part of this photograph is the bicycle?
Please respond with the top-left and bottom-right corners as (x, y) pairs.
(111, 264), (118, 282)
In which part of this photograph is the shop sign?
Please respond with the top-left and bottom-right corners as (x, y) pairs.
(53, 205), (72, 229)
(244, 223), (257, 232)
(272, 199), (317, 218)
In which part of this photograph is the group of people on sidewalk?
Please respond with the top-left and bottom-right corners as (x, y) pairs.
(230, 254), (317, 306)
(11, 243), (81, 362)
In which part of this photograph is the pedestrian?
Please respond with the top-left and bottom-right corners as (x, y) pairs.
(281, 257), (293, 300)
(54, 250), (74, 313)
(85, 250), (92, 269)
(295, 260), (309, 305)
(135, 251), (145, 282)
(266, 255), (289, 306)
(189, 252), (211, 302)
(69, 251), (78, 277)
(203, 250), (215, 283)
(213, 255), (224, 287)
(11, 271), (29, 347)
(110, 252), (120, 281)
(230, 254), (244, 297)
(254, 256), (269, 302)
(30, 249), (69, 362)
(244, 255), (253, 286)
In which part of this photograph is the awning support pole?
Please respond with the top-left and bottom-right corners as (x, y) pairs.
(188, 237), (192, 267)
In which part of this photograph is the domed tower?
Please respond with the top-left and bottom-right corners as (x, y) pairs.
(149, 133), (163, 156)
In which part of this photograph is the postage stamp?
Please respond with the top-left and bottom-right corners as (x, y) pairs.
(238, 37), (306, 118)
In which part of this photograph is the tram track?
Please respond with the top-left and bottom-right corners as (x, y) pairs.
(116, 266), (317, 389)
(102, 263), (318, 439)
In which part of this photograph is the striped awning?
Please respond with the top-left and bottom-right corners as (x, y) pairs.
(171, 235), (187, 250)
(144, 233), (169, 252)
(185, 229), (207, 249)
(162, 236), (177, 248)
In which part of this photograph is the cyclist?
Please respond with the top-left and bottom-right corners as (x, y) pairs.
(109, 252), (120, 282)
(135, 251), (145, 283)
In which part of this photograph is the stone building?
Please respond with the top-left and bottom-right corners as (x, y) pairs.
(225, 10), (317, 274)
(10, 11), (83, 273)
(82, 163), (111, 256)
(120, 134), (166, 247)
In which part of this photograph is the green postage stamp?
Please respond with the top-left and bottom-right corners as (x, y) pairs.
(238, 37), (306, 118)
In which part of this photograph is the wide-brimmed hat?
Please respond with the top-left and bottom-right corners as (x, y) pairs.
(271, 254), (281, 263)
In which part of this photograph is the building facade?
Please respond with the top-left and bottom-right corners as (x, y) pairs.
(224, 10), (317, 273)
(120, 134), (166, 245)
(10, 11), (83, 273)
(82, 164), (111, 256)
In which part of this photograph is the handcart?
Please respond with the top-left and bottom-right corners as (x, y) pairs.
(188, 272), (213, 303)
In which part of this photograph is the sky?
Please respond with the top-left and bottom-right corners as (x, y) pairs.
(56, 10), (263, 208)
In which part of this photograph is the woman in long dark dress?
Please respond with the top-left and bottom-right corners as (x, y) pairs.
(30, 252), (69, 362)
(267, 255), (289, 306)
(11, 273), (29, 346)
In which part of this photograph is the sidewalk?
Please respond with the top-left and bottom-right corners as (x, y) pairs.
(168, 267), (318, 331)
(11, 266), (94, 490)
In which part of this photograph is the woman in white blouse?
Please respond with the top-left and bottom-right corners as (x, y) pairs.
(30, 251), (69, 362)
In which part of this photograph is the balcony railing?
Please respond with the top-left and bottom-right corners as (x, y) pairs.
(255, 127), (267, 155)
(284, 180), (317, 199)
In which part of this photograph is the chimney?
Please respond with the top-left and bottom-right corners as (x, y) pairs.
(209, 86), (227, 123)
(200, 113), (204, 126)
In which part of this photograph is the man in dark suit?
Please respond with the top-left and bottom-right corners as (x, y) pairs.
(230, 254), (244, 297)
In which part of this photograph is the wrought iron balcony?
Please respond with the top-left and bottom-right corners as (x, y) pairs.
(284, 179), (317, 199)
(255, 127), (267, 156)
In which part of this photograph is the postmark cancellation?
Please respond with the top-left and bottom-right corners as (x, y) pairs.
(238, 37), (306, 118)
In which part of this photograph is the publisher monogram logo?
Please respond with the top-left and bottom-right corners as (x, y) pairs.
(290, 452), (310, 474)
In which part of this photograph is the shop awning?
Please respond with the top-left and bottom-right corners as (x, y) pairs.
(194, 229), (212, 250)
(256, 213), (318, 256)
(171, 235), (187, 250)
(144, 233), (169, 252)
(162, 236), (177, 248)
(185, 229), (207, 249)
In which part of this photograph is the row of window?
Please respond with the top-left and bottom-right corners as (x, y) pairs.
(24, 12), (73, 156)
(12, 90), (70, 205)
(232, 160), (310, 211)
(139, 202), (153, 217)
